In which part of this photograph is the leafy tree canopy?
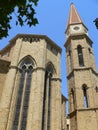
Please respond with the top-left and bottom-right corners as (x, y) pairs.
(0, 0), (39, 39)
(94, 18), (98, 29)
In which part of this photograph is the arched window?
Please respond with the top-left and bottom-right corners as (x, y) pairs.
(69, 50), (72, 70)
(13, 57), (33, 130)
(77, 45), (84, 67)
(71, 88), (75, 109)
(88, 48), (91, 53)
(42, 63), (54, 130)
(82, 84), (88, 108)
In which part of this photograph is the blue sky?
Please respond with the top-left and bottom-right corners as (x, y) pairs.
(0, 0), (98, 98)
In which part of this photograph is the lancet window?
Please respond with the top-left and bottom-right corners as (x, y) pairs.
(42, 63), (54, 130)
(12, 58), (33, 130)
(77, 45), (84, 67)
(82, 84), (88, 108)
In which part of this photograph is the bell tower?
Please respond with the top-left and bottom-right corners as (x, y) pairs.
(65, 3), (98, 130)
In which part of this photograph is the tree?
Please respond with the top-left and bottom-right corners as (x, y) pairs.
(94, 18), (98, 29)
(0, 0), (39, 39)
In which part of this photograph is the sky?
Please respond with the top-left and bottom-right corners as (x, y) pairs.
(0, 0), (98, 98)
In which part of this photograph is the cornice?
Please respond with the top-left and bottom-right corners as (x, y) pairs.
(77, 107), (98, 111)
(0, 34), (62, 54)
(67, 67), (98, 79)
(68, 107), (98, 117)
(64, 33), (93, 48)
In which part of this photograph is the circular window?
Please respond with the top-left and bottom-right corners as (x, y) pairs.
(73, 26), (80, 31)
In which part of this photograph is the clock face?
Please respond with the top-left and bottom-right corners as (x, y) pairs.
(73, 26), (80, 31)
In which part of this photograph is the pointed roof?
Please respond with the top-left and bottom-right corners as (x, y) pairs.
(66, 3), (84, 29)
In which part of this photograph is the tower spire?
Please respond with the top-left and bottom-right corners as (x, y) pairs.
(67, 3), (83, 28)
(65, 3), (88, 38)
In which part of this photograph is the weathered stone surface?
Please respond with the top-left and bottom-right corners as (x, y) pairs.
(0, 35), (67, 130)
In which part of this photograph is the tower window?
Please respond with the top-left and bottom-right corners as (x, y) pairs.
(77, 45), (84, 67)
(88, 48), (91, 53)
(71, 88), (75, 107)
(82, 85), (88, 108)
(68, 50), (72, 70)
(95, 86), (98, 92)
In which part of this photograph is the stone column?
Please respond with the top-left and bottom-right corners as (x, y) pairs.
(50, 79), (56, 130)
(0, 68), (17, 130)
(44, 75), (49, 130)
(51, 79), (61, 130)
(0, 39), (22, 130)
(6, 72), (21, 130)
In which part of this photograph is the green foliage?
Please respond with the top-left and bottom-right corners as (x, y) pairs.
(94, 18), (98, 29)
(0, 0), (39, 39)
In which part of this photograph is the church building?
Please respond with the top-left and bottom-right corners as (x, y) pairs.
(0, 34), (67, 130)
(0, 3), (98, 130)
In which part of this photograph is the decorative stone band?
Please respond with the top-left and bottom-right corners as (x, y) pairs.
(22, 37), (40, 43)
(9, 66), (61, 81)
(9, 66), (45, 71)
(68, 107), (98, 117)
(33, 67), (45, 72)
(9, 65), (18, 70)
(67, 67), (98, 79)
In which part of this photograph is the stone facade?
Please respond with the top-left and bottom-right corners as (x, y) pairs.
(0, 34), (67, 130)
